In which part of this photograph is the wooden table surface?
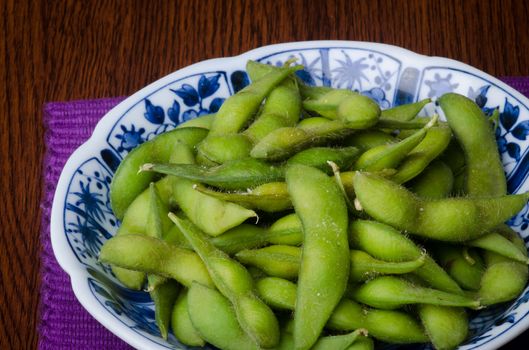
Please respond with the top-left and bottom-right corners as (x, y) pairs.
(2, 0), (529, 348)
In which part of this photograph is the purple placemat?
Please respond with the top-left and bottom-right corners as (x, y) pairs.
(39, 78), (529, 349)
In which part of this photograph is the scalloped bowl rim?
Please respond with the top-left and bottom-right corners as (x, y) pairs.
(51, 40), (529, 350)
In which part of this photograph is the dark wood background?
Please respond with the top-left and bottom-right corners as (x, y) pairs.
(2, 0), (529, 348)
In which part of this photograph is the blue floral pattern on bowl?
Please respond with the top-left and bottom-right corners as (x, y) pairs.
(51, 41), (529, 350)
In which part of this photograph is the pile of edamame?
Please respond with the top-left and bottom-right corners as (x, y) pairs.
(99, 60), (529, 350)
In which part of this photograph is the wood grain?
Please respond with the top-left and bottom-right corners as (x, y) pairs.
(1, 0), (529, 348)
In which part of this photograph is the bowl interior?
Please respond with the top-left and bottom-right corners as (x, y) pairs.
(52, 42), (529, 350)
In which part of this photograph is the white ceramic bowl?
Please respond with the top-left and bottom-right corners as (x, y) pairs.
(51, 41), (529, 350)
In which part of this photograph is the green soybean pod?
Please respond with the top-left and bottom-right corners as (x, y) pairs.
(466, 231), (529, 264)
(255, 276), (428, 344)
(345, 336), (374, 350)
(256, 277), (298, 310)
(431, 244), (484, 291)
(349, 220), (463, 294)
(111, 177), (173, 289)
(287, 146), (360, 174)
(408, 160), (454, 199)
(465, 224), (529, 264)
(145, 184), (181, 339)
(351, 276), (481, 309)
(209, 64), (301, 136)
(353, 119), (433, 171)
(311, 329), (368, 350)
(112, 141), (197, 289)
(438, 93), (507, 197)
(391, 125), (452, 184)
(353, 172), (529, 241)
(303, 89), (357, 119)
(244, 76), (302, 142)
(239, 246), (424, 282)
(171, 215), (280, 348)
(381, 98), (431, 121)
(266, 213), (303, 246)
(110, 127), (208, 219)
(251, 119), (354, 161)
(344, 130), (396, 151)
(194, 182), (292, 213)
(418, 305), (468, 350)
(99, 235), (213, 288)
(171, 289), (205, 347)
(286, 164), (350, 350)
(349, 249), (426, 282)
(479, 250), (528, 306)
(150, 280), (180, 340)
(208, 224), (269, 255)
(327, 298), (429, 344)
(236, 245), (301, 280)
(439, 140), (466, 178)
(195, 133), (253, 164)
(172, 178), (257, 236)
(176, 113), (215, 129)
(187, 282), (260, 350)
(142, 157), (285, 191)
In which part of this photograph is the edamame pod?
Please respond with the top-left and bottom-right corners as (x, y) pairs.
(466, 231), (529, 264)
(142, 157), (284, 190)
(172, 178), (257, 236)
(303, 89), (357, 119)
(349, 220), (463, 294)
(431, 244), (484, 291)
(344, 130), (395, 151)
(286, 164), (350, 350)
(194, 182), (292, 212)
(351, 276), (481, 309)
(287, 146), (360, 174)
(187, 282), (260, 350)
(255, 276), (429, 344)
(266, 213), (303, 246)
(391, 126), (452, 184)
(207, 224), (268, 254)
(328, 298), (429, 344)
(176, 113), (215, 129)
(303, 90), (381, 128)
(150, 280), (179, 339)
(237, 245), (425, 282)
(112, 141), (198, 289)
(353, 172), (529, 241)
(209, 64), (301, 136)
(353, 117), (435, 171)
(408, 160), (454, 199)
(439, 93), (507, 197)
(345, 336), (374, 350)
(244, 74), (302, 142)
(112, 176), (174, 289)
(381, 98), (431, 121)
(145, 184), (180, 339)
(166, 221), (300, 255)
(251, 119), (354, 161)
(418, 305), (468, 350)
(311, 329), (368, 350)
(99, 235), (213, 288)
(236, 245), (301, 280)
(171, 289), (205, 346)
(479, 250), (528, 305)
(256, 277), (297, 310)
(171, 215), (280, 348)
(110, 127), (208, 219)
(196, 133), (253, 164)
(349, 249), (426, 282)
